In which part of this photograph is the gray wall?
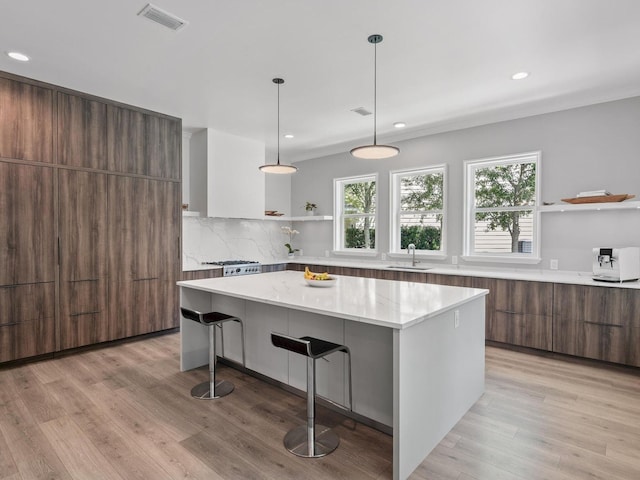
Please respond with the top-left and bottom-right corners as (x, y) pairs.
(291, 96), (640, 272)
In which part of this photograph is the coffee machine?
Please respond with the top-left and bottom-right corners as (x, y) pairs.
(592, 247), (640, 282)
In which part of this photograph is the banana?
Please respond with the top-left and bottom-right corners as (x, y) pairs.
(304, 266), (331, 280)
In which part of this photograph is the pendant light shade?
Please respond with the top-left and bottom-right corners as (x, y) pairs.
(350, 34), (399, 160)
(259, 78), (298, 174)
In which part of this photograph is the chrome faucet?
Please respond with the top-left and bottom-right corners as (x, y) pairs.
(407, 243), (417, 266)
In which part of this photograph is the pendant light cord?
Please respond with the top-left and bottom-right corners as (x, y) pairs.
(373, 39), (377, 146)
(276, 81), (281, 165)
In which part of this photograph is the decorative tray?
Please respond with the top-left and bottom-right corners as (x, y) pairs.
(561, 194), (635, 204)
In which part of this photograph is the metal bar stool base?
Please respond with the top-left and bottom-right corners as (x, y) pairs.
(190, 380), (234, 399)
(283, 425), (339, 458)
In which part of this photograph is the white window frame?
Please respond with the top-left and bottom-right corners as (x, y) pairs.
(389, 165), (447, 259)
(463, 151), (541, 264)
(333, 173), (378, 256)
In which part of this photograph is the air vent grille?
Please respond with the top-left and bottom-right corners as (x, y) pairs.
(138, 4), (187, 31)
(351, 107), (372, 116)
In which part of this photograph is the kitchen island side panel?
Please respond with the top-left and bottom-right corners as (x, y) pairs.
(393, 296), (486, 480)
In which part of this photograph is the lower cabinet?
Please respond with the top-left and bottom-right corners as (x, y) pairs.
(0, 283), (56, 362)
(553, 284), (639, 366)
(489, 279), (553, 351)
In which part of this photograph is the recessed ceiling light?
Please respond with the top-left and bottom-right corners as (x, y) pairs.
(511, 71), (529, 80)
(283, 134), (294, 139)
(393, 122), (406, 128)
(7, 51), (30, 62)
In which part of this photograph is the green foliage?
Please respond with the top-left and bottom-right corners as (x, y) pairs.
(400, 172), (443, 211)
(474, 162), (536, 252)
(343, 180), (376, 248)
(400, 225), (441, 250)
(346, 226), (376, 249)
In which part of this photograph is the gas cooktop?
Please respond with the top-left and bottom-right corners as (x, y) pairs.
(201, 260), (262, 276)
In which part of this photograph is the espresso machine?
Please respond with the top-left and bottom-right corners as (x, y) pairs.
(592, 247), (640, 282)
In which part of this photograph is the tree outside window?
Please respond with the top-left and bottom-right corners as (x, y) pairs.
(334, 174), (377, 251)
(390, 166), (446, 254)
(464, 152), (540, 259)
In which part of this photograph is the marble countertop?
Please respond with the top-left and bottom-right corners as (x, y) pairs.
(177, 270), (488, 330)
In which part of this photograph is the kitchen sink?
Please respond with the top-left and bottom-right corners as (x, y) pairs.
(385, 265), (431, 271)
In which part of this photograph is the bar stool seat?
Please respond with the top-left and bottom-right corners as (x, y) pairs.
(271, 332), (352, 458)
(181, 307), (245, 400)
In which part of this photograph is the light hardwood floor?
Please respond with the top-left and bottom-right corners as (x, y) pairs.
(1, 333), (639, 480)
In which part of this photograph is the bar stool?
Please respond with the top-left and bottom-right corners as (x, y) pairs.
(271, 332), (352, 458)
(180, 307), (245, 399)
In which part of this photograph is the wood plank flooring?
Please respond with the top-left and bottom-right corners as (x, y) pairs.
(1, 333), (639, 479)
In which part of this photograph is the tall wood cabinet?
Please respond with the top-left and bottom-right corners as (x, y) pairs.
(108, 176), (180, 339)
(0, 71), (181, 363)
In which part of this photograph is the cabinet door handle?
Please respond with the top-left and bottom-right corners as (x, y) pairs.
(70, 311), (101, 317)
(68, 279), (100, 283)
(0, 321), (20, 327)
(0, 284), (17, 289)
(133, 277), (158, 282)
(583, 321), (623, 328)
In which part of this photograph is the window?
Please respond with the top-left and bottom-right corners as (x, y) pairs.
(334, 174), (377, 253)
(463, 152), (540, 262)
(390, 165), (446, 255)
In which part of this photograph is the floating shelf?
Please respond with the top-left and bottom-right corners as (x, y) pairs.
(182, 211), (201, 217)
(539, 201), (640, 213)
(264, 215), (333, 222)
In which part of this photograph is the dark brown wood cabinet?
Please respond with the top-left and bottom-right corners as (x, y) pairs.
(57, 92), (108, 170)
(553, 284), (636, 365)
(58, 170), (109, 349)
(0, 71), (181, 365)
(0, 77), (54, 163)
(108, 176), (180, 339)
(0, 161), (56, 362)
(107, 105), (180, 179)
(489, 279), (553, 350)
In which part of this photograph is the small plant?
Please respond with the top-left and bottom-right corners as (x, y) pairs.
(281, 226), (300, 254)
(305, 202), (317, 212)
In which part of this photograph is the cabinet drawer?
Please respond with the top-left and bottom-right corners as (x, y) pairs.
(494, 279), (553, 316)
(554, 284), (625, 326)
(488, 311), (552, 350)
(59, 311), (109, 351)
(554, 316), (628, 365)
(59, 279), (106, 316)
(0, 317), (55, 362)
(0, 282), (55, 326)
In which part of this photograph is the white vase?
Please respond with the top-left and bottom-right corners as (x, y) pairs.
(306, 210), (315, 216)
(287, 252), (295, 258)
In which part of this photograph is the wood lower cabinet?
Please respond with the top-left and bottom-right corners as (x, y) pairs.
(0, 283), (56, 362)
(553, 284), (639, 366)
(108, 176), (180, 339)
(489, 279), (553, 350)
(58, 170), (109, 349)
(0, 77), (53, 163)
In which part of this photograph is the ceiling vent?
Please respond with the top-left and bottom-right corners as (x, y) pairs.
(137, 4), (188, 31)
(351, 107), (372, 116)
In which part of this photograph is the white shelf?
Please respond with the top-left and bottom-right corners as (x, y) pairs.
(264, 215), (333, 222)
(182, 211), (201, 217)
(539, 200), (640, 213)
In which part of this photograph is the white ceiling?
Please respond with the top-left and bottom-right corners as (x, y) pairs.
(2, 0), (640, 162)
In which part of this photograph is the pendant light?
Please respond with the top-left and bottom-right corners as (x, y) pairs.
(259, 78), (298, 174)
(350, 34), (399, 159)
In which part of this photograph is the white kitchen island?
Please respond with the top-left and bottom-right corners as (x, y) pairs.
(178, 271), (488, 480)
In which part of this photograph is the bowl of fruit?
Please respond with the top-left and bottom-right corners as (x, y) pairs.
(304, 266), (336, 287)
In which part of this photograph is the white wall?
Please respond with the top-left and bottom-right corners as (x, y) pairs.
(290, 96), (640, 272)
